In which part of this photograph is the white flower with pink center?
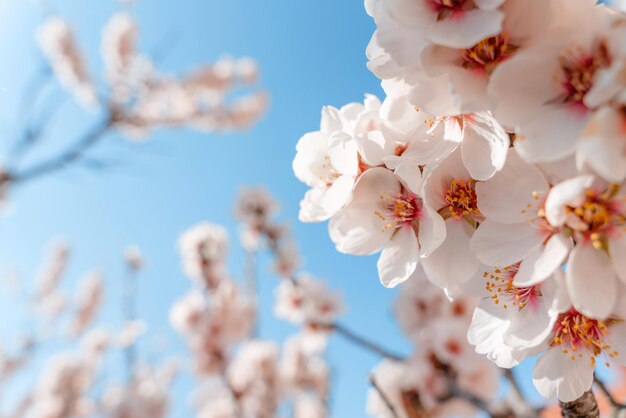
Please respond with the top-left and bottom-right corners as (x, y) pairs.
(544, 175), (626, 319)
(420, 149), (485, 288)
(471, 149), (573, 287)
(329, 167), (445, 287)
(533, 306), (626, 402)
(489, 0), (615, 162)
(467, 264), (565, 368)
(419, 0), (552, 113)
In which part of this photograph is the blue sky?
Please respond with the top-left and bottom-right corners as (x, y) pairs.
(0, 0), (583, 416)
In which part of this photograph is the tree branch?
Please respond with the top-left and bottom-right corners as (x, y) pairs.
(11, 114), (114, 183)
(560, 391), (600, 418)
(369, 374), (400, 418)
(595, 375), (626, 413)
(330, 322), (405, 362)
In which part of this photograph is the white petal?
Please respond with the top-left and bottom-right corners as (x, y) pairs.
(566, 245), (617, 320)
(320, 106), (343, 133)
(328, 132), (359, 177)
(545, 175), (595, 227)
(515, 108), (587, 163)
(514, 234), (572, 287)
(421, 220), (479, 288)
(352, 167), (401, 205)
(468, 304), (522, 368)
(533, 347), (595, 403)
(461, 112), (509, 181)
(606, 323), (626, 367)
(355, 131), (396, 167)
(418, 205), (447, 257)
(503, 303), (555, 350)
(471, 220), (544, 267)
(610, 233), (626, 284)
(321, 175), (355, 215)
(427, 10), (504, 49)
(393, 161), (422, 195)
(293, 132), (330, 188)
(299, 188), (332, 223)
(329, 203), (392, 255)
(476, 148), (549, 224)
(377, 227), (419, 288)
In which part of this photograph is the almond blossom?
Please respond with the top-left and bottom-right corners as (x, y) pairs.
(544, 175), (626, 319)
(329, 167), (445, 287)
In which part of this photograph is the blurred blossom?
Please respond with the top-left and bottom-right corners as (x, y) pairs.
(234, 187), (280, 230)
(37, 16), (97, 107)
(227, 340), (280, 418)
(68, 271), (104, 337)
(178, 222), (229, 289)
(34, 240), (70, 301)
(274, 274), (343, 326)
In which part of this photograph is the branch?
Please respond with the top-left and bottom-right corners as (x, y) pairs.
(369, 375), (400, 418)
(330, 322), (405, 361)
(560, 391), (600, 418)
(504, 368), (541, 418)
(11, 114), (114, 183)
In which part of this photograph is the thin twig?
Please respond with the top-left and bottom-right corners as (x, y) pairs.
(370, 375), (400, 418)
(11, 114), (114, 183)
(331, 322), (405, 361)
(244, 249), (259, 337)
(504, 368), (541, 418)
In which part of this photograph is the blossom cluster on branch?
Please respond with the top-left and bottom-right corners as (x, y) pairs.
(293, 0), (626, 406)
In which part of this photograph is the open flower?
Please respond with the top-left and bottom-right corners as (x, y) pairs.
(533, 303), (626, 402)
(329, 167), (444, 287)
(420, 149), (483, 288)
(489, 0), (613, 162)
(544, 175), (626, 319)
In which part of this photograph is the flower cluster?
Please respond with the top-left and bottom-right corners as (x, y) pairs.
(368, 266), (499, 418)
(295, 0), (626, 403)
(37, 12), (267, 137)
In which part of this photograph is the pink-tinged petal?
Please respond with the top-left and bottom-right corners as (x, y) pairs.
(351, 167), (401, 205)
(393, 161), (422, 195)
(421, 220), (479, 288)
(515, 107), (588, 163)
(550, 268), (572, 313)
(389, 135), (459, 166)
(377, 227), (419, 288)
(545, 175), (595, 227)
(476, 149), (549, 224)
(423, 148), (470, 211)
(320, 106), (343, 133)
(447, 65), (491, 113)
(328, 132), (359, 177)
(514, 234), (572, 287)
(379, 95), (432, 143)
(418, 205), (447, 257)
(328, 203), (392, 255)
(355, 131), (396, 167)
(577, 107), (626, 183)
(565, 245), (617, 320)
(533, 347), (595, 403)
(610, 232), (626, 284)
(427, 10), (504, 49)
(461, 112), (509, 181)
(407, 74), (463, 116)
(471, 220), (544, 267)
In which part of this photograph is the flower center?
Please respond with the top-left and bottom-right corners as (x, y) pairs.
(483, 264), (541, 310)
(462, 34), (518, 74)
(444, 179), (480, 220)
(550, 309), (618, 366)
(564, 185), (625, 249)
(558, 42), (610, 109)
(428, 0), (471, 19)
(375, 192), (422, 231)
